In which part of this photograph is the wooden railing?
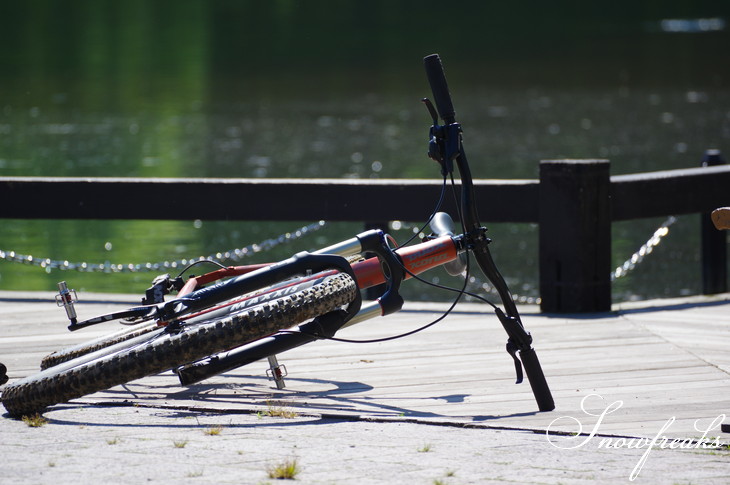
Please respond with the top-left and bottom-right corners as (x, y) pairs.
(1, 154), (727, 312)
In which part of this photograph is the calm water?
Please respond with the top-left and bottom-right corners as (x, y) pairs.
(1, 1), (729, 302)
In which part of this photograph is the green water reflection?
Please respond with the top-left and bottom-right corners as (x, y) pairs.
(1, 1), (729, 302)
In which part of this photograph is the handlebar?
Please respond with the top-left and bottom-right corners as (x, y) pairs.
(423, 53), (555, 412)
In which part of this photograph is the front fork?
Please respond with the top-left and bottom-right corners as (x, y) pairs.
(468, 226), (555, 412)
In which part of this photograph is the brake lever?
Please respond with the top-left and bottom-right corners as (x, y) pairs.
(422, 97), (439, 124)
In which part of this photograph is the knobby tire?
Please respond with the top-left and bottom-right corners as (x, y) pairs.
(2, 273), (356, 418)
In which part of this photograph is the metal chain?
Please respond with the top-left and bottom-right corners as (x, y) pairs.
(0, 221), (327, 273)
(1, 217), (677, 294)
(392, 217), (679, 302)
(611, 216), (677, 281)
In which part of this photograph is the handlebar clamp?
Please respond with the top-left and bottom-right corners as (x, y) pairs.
(356, 230), (405, 316)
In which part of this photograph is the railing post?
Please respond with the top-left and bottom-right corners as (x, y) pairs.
(539, 160), (611, 313)
(701, 149), (727, 294)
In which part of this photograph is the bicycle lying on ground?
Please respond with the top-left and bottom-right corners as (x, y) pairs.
(0, 54), (554, 418)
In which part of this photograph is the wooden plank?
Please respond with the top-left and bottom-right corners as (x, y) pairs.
(2, 164), (727, 224)
(0, 176), (539, 223)
(611, 164), (730, 220)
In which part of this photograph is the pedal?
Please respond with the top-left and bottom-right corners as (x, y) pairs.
(266, 355), (287, 390)
(55, 281), (78, 325)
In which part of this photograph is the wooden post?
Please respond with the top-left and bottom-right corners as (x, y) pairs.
(539, 160), (611, 312)
(701, 149), (727, 294)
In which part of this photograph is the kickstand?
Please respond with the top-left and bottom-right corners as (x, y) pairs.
(266, 355), (287, 390)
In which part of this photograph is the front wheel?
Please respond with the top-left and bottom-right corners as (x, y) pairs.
(1, 272), (357, 418)
(40, 321), (159, 370)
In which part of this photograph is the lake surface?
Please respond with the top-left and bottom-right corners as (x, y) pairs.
(1, 1), (729, 303)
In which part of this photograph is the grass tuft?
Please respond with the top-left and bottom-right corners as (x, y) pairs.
(21, 414), (47, 427)
(259, 401), (298, 419)
(267, 458), (300, 479)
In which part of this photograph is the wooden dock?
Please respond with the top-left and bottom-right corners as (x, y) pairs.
(1, 290), (728, 442)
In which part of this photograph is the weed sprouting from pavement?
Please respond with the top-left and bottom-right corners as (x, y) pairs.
(21, 414), (47, 427)
(173, 439), (189, 448)
(259, 401), (298, 419)
(267, 458), (300, 479)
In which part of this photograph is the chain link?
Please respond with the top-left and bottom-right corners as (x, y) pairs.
(611, 216), (677, 281)
(0, 221), (327, 273)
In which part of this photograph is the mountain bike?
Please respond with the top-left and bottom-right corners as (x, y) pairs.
(0, 54), (554, 418)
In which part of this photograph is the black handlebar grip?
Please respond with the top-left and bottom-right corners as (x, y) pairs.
(520, 348), (555, 412)
(423, 54), (456, 124)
